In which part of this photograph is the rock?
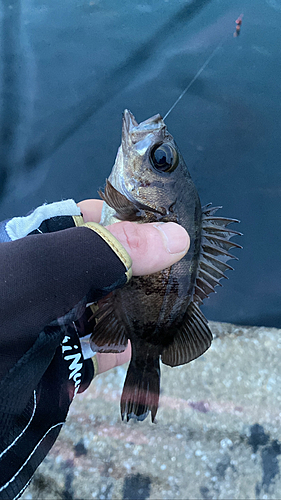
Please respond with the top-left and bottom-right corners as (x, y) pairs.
(22, 322), (281, 500)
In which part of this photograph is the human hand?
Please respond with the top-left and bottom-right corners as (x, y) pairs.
(78, 199), (190, 276)
(77, 199), (190, 374)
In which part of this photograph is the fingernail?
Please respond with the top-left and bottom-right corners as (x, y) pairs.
(153, 222), (190, 254)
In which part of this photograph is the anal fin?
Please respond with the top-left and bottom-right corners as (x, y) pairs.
(161, 302), (212, 367)
(90, 296), (128, 353)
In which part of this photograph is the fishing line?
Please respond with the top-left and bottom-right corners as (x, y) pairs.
(163, 38), (225, 121)
(163, 14), (243, 120)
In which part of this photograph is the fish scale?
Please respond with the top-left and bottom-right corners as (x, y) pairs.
(89, 110), (241, 422)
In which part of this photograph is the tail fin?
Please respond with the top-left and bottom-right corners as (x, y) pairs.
(120, 356), (160, 423)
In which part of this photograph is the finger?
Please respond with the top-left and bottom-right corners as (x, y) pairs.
(106, 221), (190, 276)
(95, 340), (131, 374)
(77, 199), (104, 223)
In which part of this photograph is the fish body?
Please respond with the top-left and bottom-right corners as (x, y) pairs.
(90, 110), (241, 422)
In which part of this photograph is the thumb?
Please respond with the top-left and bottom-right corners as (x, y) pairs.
(106, 221), (190, 276)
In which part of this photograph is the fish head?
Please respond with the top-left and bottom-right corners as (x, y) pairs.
(106, 109), (191, 221)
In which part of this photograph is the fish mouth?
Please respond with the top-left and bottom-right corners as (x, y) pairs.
(123, 109), (139, 131)
(122, 109), (166, 147)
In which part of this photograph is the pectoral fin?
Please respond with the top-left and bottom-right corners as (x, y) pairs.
(161, 302), (212, 367)
(99, 180), (141, 221)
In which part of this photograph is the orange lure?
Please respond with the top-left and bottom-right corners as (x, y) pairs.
(234, 14), (243, 37)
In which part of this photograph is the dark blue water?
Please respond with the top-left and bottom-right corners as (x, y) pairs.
(0, 0), (280, 327)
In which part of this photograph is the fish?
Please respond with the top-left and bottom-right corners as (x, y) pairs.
(89, 109), (241, 423)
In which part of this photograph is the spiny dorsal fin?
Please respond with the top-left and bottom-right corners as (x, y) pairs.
(90, 295), (128, 353)
(161, 302), (212, 367)
(193, 204), (242, 305)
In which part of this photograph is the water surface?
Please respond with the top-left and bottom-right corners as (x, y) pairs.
(0, 0), (280, 327)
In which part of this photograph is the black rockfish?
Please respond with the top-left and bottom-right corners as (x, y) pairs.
(90, 110), (241, 422)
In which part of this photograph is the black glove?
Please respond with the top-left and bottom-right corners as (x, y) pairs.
(0, 200), (132, 500)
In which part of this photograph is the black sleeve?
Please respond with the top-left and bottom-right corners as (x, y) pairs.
(0, 226), (128, 380)
(0, 222), (131, 499)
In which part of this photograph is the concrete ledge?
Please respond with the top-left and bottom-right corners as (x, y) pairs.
(23, 322), (281, 500)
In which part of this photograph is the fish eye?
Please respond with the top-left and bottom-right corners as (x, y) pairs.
(150, 143), (179, 173)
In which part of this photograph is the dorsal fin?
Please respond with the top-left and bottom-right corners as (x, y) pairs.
(193, 204), (242, 305)
(161, 302), (212, 366)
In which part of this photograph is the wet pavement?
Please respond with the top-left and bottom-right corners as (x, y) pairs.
(22, 321), (281, 500)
